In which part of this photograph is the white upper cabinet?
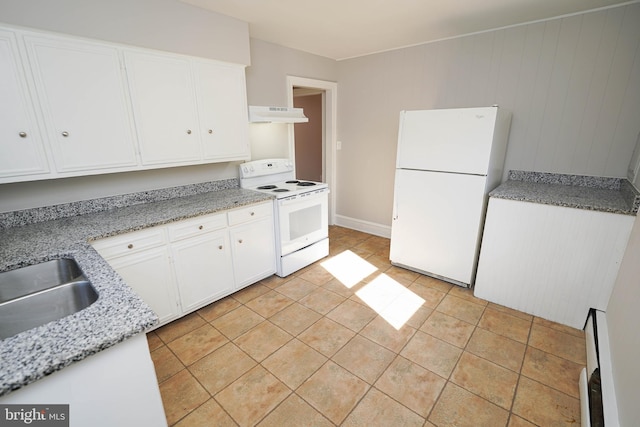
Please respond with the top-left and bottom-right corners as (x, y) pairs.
(0, 30), (50, 182)
(125, 51), (250, 166)
(194, 60), (250, 161)
(24, 36), (138, 173)
(124, 51), (201, 166)
(0, 24), (250, 183)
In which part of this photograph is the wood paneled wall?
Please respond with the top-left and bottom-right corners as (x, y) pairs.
(337, 3), (640, 227)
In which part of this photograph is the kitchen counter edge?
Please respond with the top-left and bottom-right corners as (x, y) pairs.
(489, 170), (639, 216)
(0, 186), (273, 397)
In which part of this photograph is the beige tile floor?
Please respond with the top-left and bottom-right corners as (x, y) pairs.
(147, 226), (587, 427)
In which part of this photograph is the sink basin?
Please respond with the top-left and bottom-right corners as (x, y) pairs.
(0, 259), (99, 339)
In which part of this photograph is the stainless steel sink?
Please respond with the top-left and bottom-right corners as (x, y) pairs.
(0, 259), (99, 339)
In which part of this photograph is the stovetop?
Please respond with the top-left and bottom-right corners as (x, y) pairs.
(250, 179), (328, 198)
(239, 159), (328, 199)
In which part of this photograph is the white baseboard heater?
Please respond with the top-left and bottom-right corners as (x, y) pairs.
(581, 309), (619, 427)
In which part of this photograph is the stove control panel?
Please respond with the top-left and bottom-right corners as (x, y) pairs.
(240, 158), (293, 178)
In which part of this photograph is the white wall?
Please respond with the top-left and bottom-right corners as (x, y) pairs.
(245, 38), (337, 160)
(246, 39), (337, 106)
(607, 215), (640, 426)
(0, 0), (250, 64)
(336, 3), (640, 227)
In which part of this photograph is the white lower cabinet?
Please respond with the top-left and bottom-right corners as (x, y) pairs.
(474, 197), (635, 329)
(91, 201), (275, 328)
(231, 217), (277, 288)
(106, 246), (179, 325)
(91, 226), (180, 325)
(169, 224), (235, 313)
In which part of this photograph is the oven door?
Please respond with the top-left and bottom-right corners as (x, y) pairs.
(277, 189), (329, 256)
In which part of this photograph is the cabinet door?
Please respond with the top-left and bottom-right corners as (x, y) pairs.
(230, 217), (276, 288)
(106, 246), (180, 326)
(24, 36), (138, 173)
(194, 60), (250, 161)
(125, 51), (201, 166)
(474, 198), (635, 329)
(171, 230), (235, 313)
(0, 30), (50, 181)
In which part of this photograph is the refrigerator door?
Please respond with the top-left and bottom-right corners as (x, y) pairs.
(390, 169), (488, 285)
(396, 107), (497, 175)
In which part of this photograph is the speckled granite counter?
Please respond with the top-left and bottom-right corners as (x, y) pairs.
(489, 171), (639, 216)
(0, 179), (272, 396)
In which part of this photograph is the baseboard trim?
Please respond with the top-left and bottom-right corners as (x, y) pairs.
(334, 215), (391, 238)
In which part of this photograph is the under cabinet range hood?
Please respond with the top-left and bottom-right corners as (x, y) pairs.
(248, 106), (308, 123)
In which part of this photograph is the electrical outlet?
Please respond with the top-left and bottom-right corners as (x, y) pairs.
(337, 140), (342, 150)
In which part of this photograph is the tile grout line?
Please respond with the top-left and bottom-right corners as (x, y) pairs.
(152, 227), (586, 426)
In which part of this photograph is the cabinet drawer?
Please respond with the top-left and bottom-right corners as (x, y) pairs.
(167, 212), (227, 242)
(91, 227), (166, 259)
(227, 201), (273, 226)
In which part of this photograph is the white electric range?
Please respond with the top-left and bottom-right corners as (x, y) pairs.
(239, 159), (329, 277)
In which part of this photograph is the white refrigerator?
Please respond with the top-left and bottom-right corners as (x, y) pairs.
(389, 106), (511, 287)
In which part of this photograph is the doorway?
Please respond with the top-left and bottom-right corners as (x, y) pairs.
(293, 89), (323, 182)
(286, 76), (337, 225)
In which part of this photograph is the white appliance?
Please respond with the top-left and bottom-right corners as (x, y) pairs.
(389, 106), (511, 287)
(239, 158), (329, 277)
(248, 106), (309, 123)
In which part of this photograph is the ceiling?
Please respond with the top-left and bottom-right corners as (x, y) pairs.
(179, 0), (632, 60)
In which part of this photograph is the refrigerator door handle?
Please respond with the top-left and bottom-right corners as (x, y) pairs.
(392, 195), (398, 221)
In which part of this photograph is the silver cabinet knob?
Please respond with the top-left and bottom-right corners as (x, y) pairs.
(186, 129), (192, 135)
(208, 129), (213, 134)
(250, 212), (255, 216)
(19, 132), (27, 138)
(198, 225), (203, 230)
(238, 239), (243, 244)
(127, 244), (133, 249)
(61, 131), (69, 137)
(218, 245), (223, 250)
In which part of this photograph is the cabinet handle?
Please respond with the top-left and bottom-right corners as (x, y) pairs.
(208, 129), (213, 134)
(19, 132), (27, 138)
(127, 244), (133, 249)
(238, 239), (243, 244)
(198, 225), (203, 230)
(218, 245), (223, 250)
(250, 212), (255, 216)
(186, 129), (192, 135)
(61, 131), (69, 137)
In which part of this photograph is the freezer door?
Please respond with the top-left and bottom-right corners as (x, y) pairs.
(396, 107), (497, 175)
(390, 169), (488, 285)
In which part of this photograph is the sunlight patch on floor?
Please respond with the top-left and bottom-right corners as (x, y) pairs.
(320, 250), (377, 288)
(321, 250), (424, 329)
(356, 274), (425, 330)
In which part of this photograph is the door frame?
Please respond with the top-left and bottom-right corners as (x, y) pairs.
(286, 76), (337, 225)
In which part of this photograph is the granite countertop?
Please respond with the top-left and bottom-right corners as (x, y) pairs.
(0, 180), (272, 396)
(489, 171), (640, 216)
